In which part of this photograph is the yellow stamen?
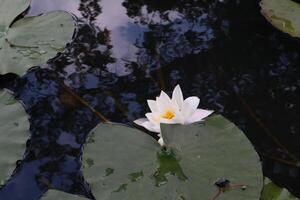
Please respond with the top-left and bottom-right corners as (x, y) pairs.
(162, 110), (175, 119)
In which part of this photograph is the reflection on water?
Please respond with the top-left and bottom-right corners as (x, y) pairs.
(29, 0), (214, 77)
(123, 0), (215, 69)
(28, 0), (81, 17)
(99, 0), (146, 76)
(1, 0), (300, 199)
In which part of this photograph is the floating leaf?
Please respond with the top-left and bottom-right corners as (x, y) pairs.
(0, 0), (75, 75)
(82, 115), (262, 200)
(260, 178), (298, 200)
(0, 0), (30, 33)
(41, 190), (88, 200)
(160, 115), (263, 199)
(83, 124), (161, 199)
(260, 0), (300, 38)
(0, 90), (29, 185)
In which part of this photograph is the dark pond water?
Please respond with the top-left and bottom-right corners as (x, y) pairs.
(0, 0), (300, 199)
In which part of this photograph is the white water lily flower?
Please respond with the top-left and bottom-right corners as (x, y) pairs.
(134, 85), (213, 146)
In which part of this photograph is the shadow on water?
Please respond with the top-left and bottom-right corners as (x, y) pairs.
(0, 0), (300, 199)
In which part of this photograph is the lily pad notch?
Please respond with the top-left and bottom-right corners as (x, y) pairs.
(82, 115), (263, 200)
(0, 0), (75, 75)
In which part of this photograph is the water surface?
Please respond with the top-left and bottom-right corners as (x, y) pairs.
(1, 0), (300, 199)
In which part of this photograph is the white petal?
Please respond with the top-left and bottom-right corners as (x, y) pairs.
(156, 98), (163, 112)
(158, 138), (165, 146)
(147, 100), (158, 113)
(157, 91), (172, 109)
(160, 118), (178, 124)
(172, 85), (184, 109)
(182, 97), (200, 118)
(145, 113), (160, 125)
(158, 90), (180, 111)
(186, 109), (214, 124)
(134, 118), (160, 133)
(170, 99), (180, 111)
(134, 118), (148, 126)
(159, 90), (171, 101)
(143, 121), (161, 133)
(174, 110), (185, 124)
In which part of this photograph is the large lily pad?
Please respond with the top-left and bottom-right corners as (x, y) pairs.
(41, 190), (88, 200)
(0, 0), (74, 75)
(260, 0), (300, 38)
(82, 115), (262, 200)
(260, 178), (298, 200)
(0, 90), (29, 185)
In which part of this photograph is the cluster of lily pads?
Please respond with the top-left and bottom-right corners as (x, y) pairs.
(0, 0), (299, 199)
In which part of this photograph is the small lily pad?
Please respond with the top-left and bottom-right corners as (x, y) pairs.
(0, 0), (30, 33)
(41, 190), (88, 200)
(260, 0), (300, 38)
(0, 89), (29, 185)
(82, 115), (262, 199)
(260, 178), (298, 200)
(0, 0), (75, 75)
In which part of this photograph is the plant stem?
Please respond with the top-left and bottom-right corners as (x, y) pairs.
(212, 189), (221, 200)
(260, 152), (300, 167)
(60, 83), (110, 123)
(234, 92), (299, 162)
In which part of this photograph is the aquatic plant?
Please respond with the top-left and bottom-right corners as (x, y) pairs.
(261, 178), (297, 200)
(82, 115), (262, 200)
(0, 0), (298, 199)
(0, 0), (75, 75)
(0, 90), (29, 186)
(261, 0), (300, 38)
(134, 85), (213, 146)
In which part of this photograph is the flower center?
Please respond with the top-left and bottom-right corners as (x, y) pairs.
(162, 110), (175, 119)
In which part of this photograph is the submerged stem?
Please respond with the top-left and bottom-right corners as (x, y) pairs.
(260, 152), (300, 167)
(234, 92), (299, 162)
(211, 190), (222, 200)
(60, 83), (110, 123)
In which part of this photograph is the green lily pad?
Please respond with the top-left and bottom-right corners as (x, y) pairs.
(82, 115), (262, 200)
(0, 0), (30, 33)
(0, 0), (74, 75)
(260, 178), (298, 200)
(0, 89), (29, 185)
(260, 0), (300, 38)
(41, 190), (88, 200)
(83, 123), (161, 200)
